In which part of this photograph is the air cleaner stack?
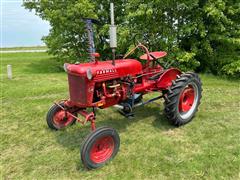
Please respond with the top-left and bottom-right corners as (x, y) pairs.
(109, 3), (117, 65)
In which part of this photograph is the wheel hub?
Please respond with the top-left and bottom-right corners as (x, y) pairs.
(177, 82), (199, 120)
(179, 86), (195, 112)
(90, 136), (114, 163)
(53, 110), (73, 127)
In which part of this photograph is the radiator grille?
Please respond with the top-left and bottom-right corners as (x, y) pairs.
(68, 74), (87, 104)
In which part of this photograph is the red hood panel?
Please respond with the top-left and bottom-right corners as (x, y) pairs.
(67, 59), (142, 81)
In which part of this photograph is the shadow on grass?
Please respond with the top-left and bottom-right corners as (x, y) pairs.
(51, 105), (174, 171)
(25, 57), (63, 74)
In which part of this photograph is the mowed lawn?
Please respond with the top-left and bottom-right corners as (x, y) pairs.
(1, 52), (240, 179)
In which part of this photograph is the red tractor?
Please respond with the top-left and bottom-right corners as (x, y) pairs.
(46, 7), (202, 169)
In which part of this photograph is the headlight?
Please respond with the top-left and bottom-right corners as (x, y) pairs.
(63, 63), (69, 72)
(86, 68), (93, 80)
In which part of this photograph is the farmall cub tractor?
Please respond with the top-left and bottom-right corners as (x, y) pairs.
(46, 4), (202, 169)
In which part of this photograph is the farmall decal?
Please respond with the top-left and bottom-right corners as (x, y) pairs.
(97, 69), (117, 75)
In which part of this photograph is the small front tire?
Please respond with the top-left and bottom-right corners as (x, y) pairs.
(46, 102), (77, 130)
(81, 127), (120, 169)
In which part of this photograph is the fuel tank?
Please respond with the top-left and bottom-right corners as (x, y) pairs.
(67, 59), (142, 82)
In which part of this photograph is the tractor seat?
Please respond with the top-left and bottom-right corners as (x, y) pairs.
(140, 51), (167, 60)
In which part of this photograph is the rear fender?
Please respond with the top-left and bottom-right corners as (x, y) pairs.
(157, 68), (182, 89)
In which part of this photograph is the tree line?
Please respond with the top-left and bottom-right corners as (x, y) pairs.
(24, 0), (240, 77)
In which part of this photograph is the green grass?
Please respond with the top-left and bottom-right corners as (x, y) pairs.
(0, 46), (47, 51)
(1, 52), (240, 179)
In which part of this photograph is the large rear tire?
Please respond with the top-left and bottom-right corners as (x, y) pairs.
(81, 127), (120, 169)
(164, 72), (202, 126)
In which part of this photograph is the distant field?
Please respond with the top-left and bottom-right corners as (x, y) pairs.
(0, 46), (47, 51)
(1, 52), (240, 179)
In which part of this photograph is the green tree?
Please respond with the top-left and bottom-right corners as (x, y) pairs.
(24, 0), (240, 77)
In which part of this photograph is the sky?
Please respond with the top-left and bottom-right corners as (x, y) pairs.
(1, 0), (50, 47)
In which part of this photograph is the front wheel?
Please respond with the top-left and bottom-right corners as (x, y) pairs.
(46, 102), (77, 130)
(164, 72), (202, 126)
(81, 127), (120, 169)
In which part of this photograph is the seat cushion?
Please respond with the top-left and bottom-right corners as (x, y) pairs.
(140, 51), (167, 60)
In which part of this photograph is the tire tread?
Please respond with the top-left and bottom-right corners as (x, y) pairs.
(164, 72), (202, 126)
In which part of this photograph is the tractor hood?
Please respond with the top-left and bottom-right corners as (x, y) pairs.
(66, 59), (142, 82)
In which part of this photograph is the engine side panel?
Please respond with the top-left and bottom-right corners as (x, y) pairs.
(66, 59), (142, 107)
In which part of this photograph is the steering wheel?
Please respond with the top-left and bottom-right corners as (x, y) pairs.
(123, 43), (150, 60)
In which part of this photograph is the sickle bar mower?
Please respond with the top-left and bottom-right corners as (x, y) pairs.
(46, 4), (202, 169)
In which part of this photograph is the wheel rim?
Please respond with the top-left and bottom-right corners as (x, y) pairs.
(90, 136), (114, 164)
(178, 82), (199, 119)
(53, 110), (74, 128)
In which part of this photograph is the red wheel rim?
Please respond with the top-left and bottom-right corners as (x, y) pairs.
(53, 110), (74, 128)
(90, 136), (114, 163)
(179, 85), (195, 113)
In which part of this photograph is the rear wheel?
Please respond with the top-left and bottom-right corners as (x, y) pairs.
(46, 102), (77, 130)
(164, 72), (202, 126)
(81, 127), (120, 169)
